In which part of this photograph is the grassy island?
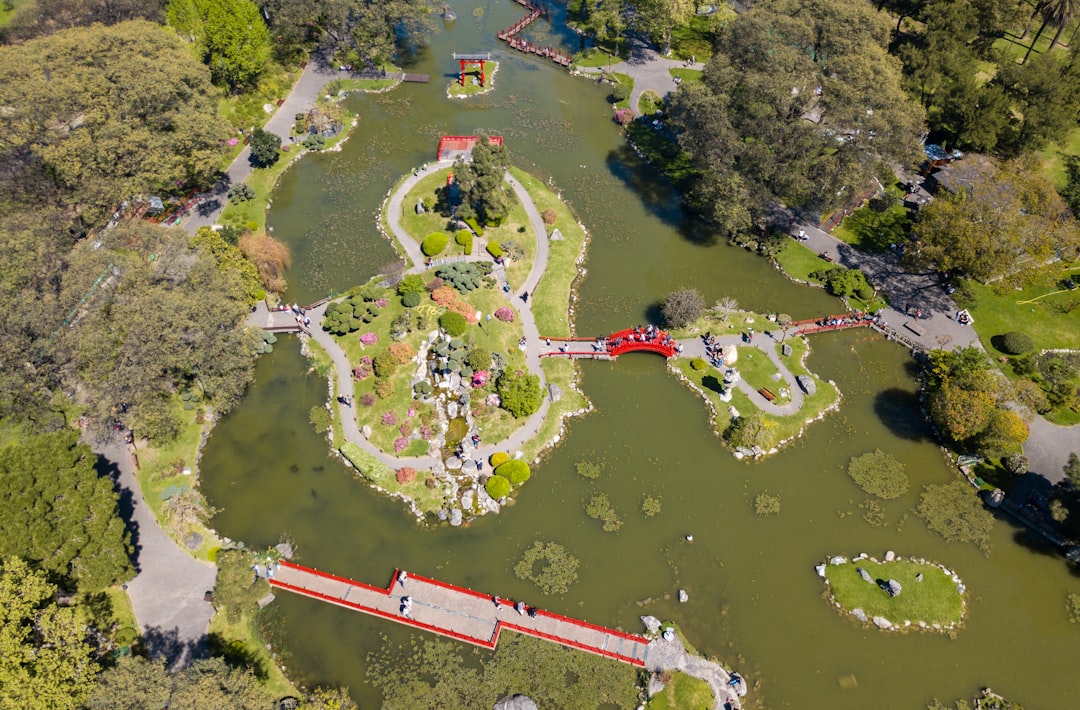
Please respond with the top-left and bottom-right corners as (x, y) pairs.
(820, 554), (966, 632)
(447, 61), (498, 98)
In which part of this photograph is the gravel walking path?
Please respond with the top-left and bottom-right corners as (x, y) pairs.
(96, 441), (216, 669)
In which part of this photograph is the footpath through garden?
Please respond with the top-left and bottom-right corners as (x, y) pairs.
(574, 39), (687, 115)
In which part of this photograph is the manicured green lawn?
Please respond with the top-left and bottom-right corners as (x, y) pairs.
(610, 72), (634, 110)
(511, 167), (588, 338)
(638, 90), (664, 116)
(735, 346), (792, 405)
(448, 61), (498, 97)
(209, 611), (298, 700)
(774, 240), (833, 282)
(339, 442), (447, 514)
(668, 68), (704, 85)
(831, 190), (912, 253)
(647, 671), (713, 710)
(572, 47), (621, 68)
(965, 276), (1080, 353)
(824, 558), (965, 628)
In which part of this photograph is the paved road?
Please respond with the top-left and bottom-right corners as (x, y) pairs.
(576, 44), (687, 115)
(184, 62), (367, 234)
(96, 441), (216, 669)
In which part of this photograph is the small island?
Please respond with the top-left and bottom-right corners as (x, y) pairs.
(818, 553), (967, 633)
(448, 55), (498, 98)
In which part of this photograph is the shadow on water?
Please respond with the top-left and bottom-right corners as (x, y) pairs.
(604, 146), (684, 226)
(872, 387), (931, 442)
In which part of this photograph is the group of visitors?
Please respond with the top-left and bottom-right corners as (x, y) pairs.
(701, 332), (728, 368)
(610, 325), (678, 353)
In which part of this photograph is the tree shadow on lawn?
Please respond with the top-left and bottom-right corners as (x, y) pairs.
(702, 375), (725, 395)
(873, 387), (933, 442)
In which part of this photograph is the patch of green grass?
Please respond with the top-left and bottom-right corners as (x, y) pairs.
(670, 12), (733, 63)
(448, 61), (498, 97)
(511, 167), (588, 338)
(673, 335), (840, 454)
(0, 0), (26, 29)
(638, 90), (664, 116)
(572, 47), (620, 68)
(774, 240), (834, 282)
(668, 67), (704, 85)
(964, 275), (1080, 352)
(523, 358), (588, 463)
(647, 671), (713, 710)
(610, 72), (634, 110)
(216, 63), (302, 134)
(735, 346), (792, 405)
(339, 442), (448, 514)
(823, 558), (965, 628)
(209, 611), (297, 700)
(831, 191), (912, 253)
(1039, 123), (1080, 188)
(135, 399), (220, 560)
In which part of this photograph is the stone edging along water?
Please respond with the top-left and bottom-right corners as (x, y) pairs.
(816, 553), (967, 634)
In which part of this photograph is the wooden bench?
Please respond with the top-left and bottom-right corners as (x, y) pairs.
(818, 252), (834, 263)
(758, 388), (776, 402)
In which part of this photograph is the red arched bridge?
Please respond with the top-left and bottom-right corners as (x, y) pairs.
(541, 327), (680, 360)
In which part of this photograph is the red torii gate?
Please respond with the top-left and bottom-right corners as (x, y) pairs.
(452, 52), (492, 87)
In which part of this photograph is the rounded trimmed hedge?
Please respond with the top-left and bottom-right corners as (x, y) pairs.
(439, 311), (468, 336)
(485, 474), (511, 500)
(486, 241), (503, 259)
(402, 290), (421, 308)
(690, 357), (707, 371)
(422, 232), (449, 257)
(998, 331), (1034, 355)
(496, 459), (531, 486)
(490, 451), (510, 467)
(455, 230), (474, 254)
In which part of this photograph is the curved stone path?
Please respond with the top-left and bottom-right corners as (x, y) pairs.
(319, 161), (820, 475)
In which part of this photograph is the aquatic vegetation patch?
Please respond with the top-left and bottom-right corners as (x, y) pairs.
(847, 449), (909, 499)
(514, 541), (580, 595)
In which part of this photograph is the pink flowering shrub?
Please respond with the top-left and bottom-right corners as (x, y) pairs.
(376, 298), (389, 308)
(420, 426), (432, 440)
(396, 466), (416, 483)
(472, 370), (489, 388)
(407, 405), (415, 418)
(360, 332), (378, 346)
(381, 411), (397, 426)
(393, 437), (408, 453)
(614, 108), (634, 126)
(486, 393), (501, 407)
(494, 307), (514, 322)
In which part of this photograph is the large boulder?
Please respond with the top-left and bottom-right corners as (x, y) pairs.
(796, 375), (816, 395)
(493, 695), (538, 710)
(641, 615), (662, 634)
(857, 567), (874, 584)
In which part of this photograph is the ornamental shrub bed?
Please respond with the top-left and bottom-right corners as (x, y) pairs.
(485, 474), (511, 500)
(496, 459), (530, 485)
(486, 241), (503, 259)
(439, 311), (468, 336)
(490, 451), (510, 467)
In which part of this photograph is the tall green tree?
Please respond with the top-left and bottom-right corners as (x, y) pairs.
(0, 432), (133, 592)
(2, 0), (167, 41)
(668, 0), (924, 234)
(0, 557), (98, 709)
(632, 0), (694, 53)
(911, 157), (1080, 288)
(0, 21), (226, 233)
(453, 136), (511, 225)
(87, 656), (269, 709)
(1023, 0), (1080, 63)
(167, 0), (272, 90)
(67, 223), (258, 443)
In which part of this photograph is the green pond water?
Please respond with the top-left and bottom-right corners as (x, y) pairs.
(200, 2), (1080, 706)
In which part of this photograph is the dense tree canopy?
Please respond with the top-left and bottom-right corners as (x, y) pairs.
(911, 157), (1080, 288)
(0, 21), (226, 233)
(68, 224), (258, 442)
(668, 0), (925, 234)
(1, 0), (167, 42)
(167, 0), (272, 90)
(258, 0), (435, 63)
(0, 557), (98, 709)
(0, 432), (132, 592)
(454, 136), (511, 225)
(86, 656), (268, 710)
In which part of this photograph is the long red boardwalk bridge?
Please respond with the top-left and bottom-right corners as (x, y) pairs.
(268, 561), (651, 666)
(497, 0), (573, 67)
(541, 327), (679, 360)
(788, 312), (876, 336)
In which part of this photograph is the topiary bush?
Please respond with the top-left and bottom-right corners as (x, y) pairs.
(422, 232), (449, 257)
(464, 216), (484, 236)
(402, 290), (421, 308)
(485, 474), (511, 500)
(998, 331), (1035, 355)
(490, 451), (510, 467)
(486, 241), (503, 259)
(436, 262), (483, 292)
(690, 357), (707, 371)
(455, 230), (474, 254)
(372, 350), (398, 378)
(496, 459), (531, 486)
(439, 311), (468, 336)
(856, 285), (876, 300)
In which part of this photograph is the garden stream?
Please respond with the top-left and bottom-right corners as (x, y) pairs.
(200, 1), (1080, 706)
